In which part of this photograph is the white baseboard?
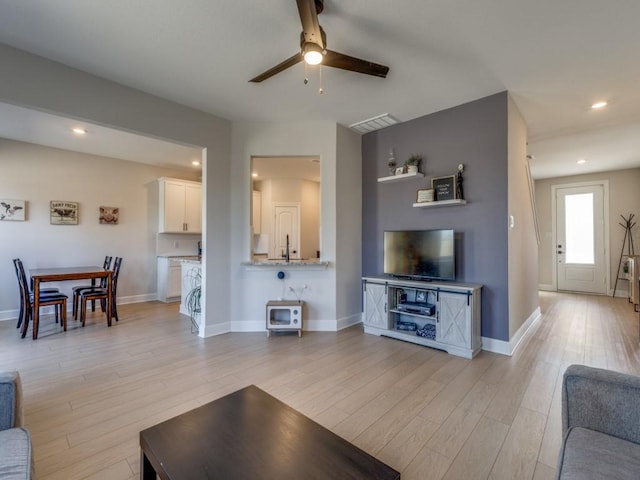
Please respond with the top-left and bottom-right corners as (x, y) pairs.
(0, 293), (159, 323)
(482, 306), (542, 356)
(610, 288), (629, 298)
(0, 309), (18, 322)
(336, 313), (362, 331)
(228, 315), (363, 333)
(118, 293), (157, 304)
(230, 320), (264, 332)
(538, 284), (554, 291)
(199, 321), (231, 338)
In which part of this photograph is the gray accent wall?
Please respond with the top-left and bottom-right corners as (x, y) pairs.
(362, 92), (510, 341)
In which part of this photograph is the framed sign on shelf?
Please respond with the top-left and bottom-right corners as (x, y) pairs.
(431, 175), (456, 201)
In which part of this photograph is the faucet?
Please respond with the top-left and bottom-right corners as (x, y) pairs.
(285, 234), (290, 263)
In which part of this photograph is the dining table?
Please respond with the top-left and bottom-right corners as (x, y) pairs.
(28, 266), (113, 340)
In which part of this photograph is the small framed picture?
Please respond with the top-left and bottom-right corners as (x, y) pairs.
(431, 175), (456, 201)
(0, 199), (26, 221)
(416, 188), (435, 203)
(416, 290), (427, 303)
(50, 201), (79, 225)
(99, 206), (119, 224)
(395, 166), (405, 175)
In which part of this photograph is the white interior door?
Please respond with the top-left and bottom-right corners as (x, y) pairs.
(273, 204), (300, 259)
(556, 184), (607, 294)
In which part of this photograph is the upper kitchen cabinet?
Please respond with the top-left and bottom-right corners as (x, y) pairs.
(158, 177), (202, 233)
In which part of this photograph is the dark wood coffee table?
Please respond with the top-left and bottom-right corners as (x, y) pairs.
(140, 385), (400, 479)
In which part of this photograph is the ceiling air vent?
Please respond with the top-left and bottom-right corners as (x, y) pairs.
(349, 113), (400, 134)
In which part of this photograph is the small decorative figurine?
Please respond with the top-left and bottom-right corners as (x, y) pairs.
(457, 163), (464, 200)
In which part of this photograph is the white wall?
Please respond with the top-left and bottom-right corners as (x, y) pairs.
(506, 96), (540, 339)
(335, 125), (363, 327)
(230, 121), (362, 331)
(300, 180), (320, 260)
(0, 139), (200, 320)
(0, 44), (231, 337)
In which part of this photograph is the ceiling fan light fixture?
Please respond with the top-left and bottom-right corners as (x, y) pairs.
(303, 43), (324, 65)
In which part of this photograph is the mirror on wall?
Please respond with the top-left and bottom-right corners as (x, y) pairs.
(251, 156), (321, 262)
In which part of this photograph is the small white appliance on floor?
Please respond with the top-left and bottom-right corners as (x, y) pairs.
(265, 300), (304, 337)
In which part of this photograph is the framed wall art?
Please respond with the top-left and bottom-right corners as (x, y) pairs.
(99, 206), (119, 224)
(0, 199), (26, 221)
(50, 201), (79, 225)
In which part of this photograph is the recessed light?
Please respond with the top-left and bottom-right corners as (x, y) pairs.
(191, 160), (201, 166)
(591, 101), (607, 109)
(252, 172), (258, 178)
(577, 159), (587, 164)
(72, 127), (87, 135)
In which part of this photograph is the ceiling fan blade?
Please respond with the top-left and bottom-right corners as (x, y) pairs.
(323, 50), (389, 78)
(296, 0), (324, 48)
(249, 53), (303, 83)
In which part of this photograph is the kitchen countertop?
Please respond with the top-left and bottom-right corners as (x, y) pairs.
(242, 259), (329, 268)
(158, 255), (201, 264)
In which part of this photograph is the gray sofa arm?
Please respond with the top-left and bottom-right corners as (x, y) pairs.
(563, 364), (640, 444)
(0, 371), (23, 431)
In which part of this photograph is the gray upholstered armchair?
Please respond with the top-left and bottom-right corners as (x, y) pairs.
(0, 371), (33, 479)
(557, 364), (640, 479)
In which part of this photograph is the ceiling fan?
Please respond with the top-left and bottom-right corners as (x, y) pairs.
(249, 0), (389, 83)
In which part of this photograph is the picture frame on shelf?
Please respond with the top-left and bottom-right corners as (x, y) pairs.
(395, 166), (405, 175)
(416, 188), (435, 203)
(415, 290), (427, 303)
(431, 175), (456, 201)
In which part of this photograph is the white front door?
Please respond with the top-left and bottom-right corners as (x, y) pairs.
(556, 184), (607, 294)
(273, 204), (300, 259)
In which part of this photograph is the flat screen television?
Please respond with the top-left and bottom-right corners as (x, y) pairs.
(384, 229), (455, 281)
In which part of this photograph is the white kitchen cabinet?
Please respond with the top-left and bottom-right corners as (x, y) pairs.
(159, 177), (202, 233)
(157, 257), (182, 302)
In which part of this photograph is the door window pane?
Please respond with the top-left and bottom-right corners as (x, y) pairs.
(565, 193), (594, 264)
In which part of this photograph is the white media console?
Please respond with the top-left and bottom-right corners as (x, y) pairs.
(362, 276), (482, 359)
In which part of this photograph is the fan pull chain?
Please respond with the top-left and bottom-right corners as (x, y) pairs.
(304, 62), (309, 85)
(318, 65), (324, 94)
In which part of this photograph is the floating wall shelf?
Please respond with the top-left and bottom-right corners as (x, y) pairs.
(377, 171), (424, 183)
(413, 199), (467, 208)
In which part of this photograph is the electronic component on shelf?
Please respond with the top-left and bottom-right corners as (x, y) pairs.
(396, 302), (435, 316)
(396, 321), (418, 331)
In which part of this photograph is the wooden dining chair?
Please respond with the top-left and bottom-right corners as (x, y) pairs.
(12, 258), (62, 330)
(72, 256), (112, 320)
(13, 258), (68, 339)
(79, 257), (122, 326)
(13, 258), (60, 328)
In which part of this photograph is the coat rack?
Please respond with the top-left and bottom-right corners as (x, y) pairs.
(613, 214), (636, 297)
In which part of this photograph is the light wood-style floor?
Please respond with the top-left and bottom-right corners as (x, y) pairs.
(1, 292), (639, 480)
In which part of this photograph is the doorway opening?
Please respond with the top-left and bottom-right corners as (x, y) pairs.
(250, 156), (321, 262)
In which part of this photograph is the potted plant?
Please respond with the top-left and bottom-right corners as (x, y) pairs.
(405, 154), (422, 174)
